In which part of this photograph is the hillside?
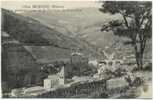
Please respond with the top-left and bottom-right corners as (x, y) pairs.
(1, 9), (100, 92)
(2, 31), (43, 92)
(22, 8), (122, 48)
(2, 9), (100, 62)
(22, 8), (151, 59)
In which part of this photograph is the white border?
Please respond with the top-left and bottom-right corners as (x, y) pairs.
(0, 0), (152, 100)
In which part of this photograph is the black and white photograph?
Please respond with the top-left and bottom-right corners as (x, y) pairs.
(1, 0), (152, 98)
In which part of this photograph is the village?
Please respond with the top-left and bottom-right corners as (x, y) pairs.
(7, 47), (151, 98)
(1, 30), (151, 98)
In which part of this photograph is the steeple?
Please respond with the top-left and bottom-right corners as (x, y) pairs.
(58, 66), (65, 85)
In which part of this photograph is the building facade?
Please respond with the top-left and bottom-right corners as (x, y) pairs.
(43, 66), (65, 90)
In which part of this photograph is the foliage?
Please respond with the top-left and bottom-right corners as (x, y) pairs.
(142, 62), (152, 71)
(113, 68), (127, 77)
(100, 1), (152, 69)
(66, 62), (97, 78)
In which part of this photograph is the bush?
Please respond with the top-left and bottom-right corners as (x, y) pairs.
(113, 68), (127, 77)
(132, 62), (152, 72)
(132, 77), (144, 87)
(143, 62), (152, 71)
(124, 72), (144, 87)
(100, 69), (114, 80)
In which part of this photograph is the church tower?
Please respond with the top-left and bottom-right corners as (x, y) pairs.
(58, 66), (65, 85)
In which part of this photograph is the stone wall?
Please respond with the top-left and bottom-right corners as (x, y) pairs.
(37, 80), (107, 98)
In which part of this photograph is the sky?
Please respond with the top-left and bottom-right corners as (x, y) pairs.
(1, 0), (102, 11)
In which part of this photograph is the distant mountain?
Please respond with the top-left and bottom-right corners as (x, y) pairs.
(22, 8), (151, 59)
(22, 8), (122, 48)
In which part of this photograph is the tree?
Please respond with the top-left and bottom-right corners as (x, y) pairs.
(99, 1), (152, 69)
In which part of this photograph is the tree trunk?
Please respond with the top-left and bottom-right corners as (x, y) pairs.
(135, 52), (143, 70)
(133, 33), (146, 70)
(134, 40), (145, 70)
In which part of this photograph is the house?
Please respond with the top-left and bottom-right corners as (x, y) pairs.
(44, 75), (59, 89)
(43, 66), (65, 90)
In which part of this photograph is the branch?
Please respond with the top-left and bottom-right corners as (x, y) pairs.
(140, 11), (150, 28)
(142, 19), (151, 36)
(140, 15), (146, 27)
(141, 38), (147, 54)
(122, 15), (129, 28)
(119, 10), (129, 29)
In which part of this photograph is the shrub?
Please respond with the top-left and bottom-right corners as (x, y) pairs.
(113, 68), (127, 77)
(143, 62), (152, 71)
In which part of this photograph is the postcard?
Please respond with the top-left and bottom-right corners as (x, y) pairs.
(1, 0), (152, 98)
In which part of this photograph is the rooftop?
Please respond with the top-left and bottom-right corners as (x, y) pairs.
(47, 75), (59, 79)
